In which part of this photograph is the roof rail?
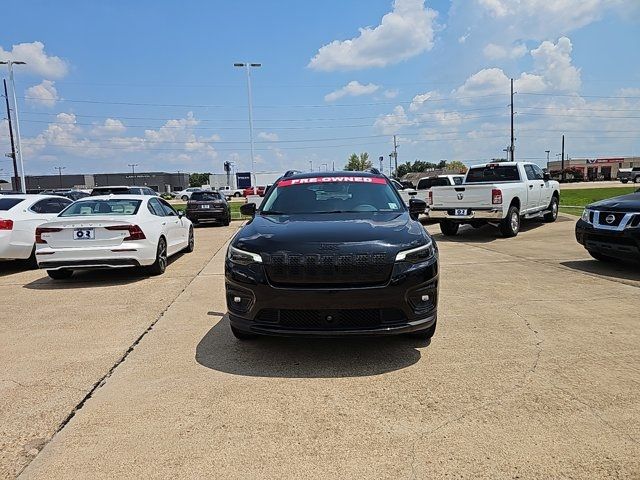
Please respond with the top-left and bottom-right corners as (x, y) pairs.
(283, 170), (303, 178)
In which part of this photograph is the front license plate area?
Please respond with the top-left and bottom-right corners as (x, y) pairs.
(201, 204), (211, 209)
(74, 228), (95, 240)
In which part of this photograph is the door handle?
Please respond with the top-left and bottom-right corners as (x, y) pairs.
(529, 185), (534, 189)
(162, 222), (166, 225)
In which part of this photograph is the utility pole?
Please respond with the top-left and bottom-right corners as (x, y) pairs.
(1, 61), (27, 193)
(54, 166), (65, 188)
(379, 156), (384, 173)
(3, 79), (18, 191)
(561, 135), (565, 182)
(308, 160), (313, 172)
(392, 135), (399, 177)
(510, 78), (515, 162)
(128, 163), (139, 185)
(234, 62), (261, 193)
(545, 150), (551, 170)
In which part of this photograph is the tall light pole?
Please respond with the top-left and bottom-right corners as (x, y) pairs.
(308, 160), (313, 172)
(1, 60), (27, 193)
(128, 163), (139, 185)
(545, 150), (551, 170)
(54, 166), (65, 188)
(234, 62), (261, 193)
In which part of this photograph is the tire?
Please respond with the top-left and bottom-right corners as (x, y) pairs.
(181, 195), (189, 201)
(543, 195), (559, 222)
(223, 214), (231, 226)
(588, 250), (615, 262)
(231, 325), (258, 340)
(635, 177), (640, 184)
(621, 179), (628, 184)
(47, 269), (73, 280)
(234, 192), (242, 197)
(147, 237), (168, 275)
(500, 204), (521, 237)
(185, 227), (195, 253)
(25, 245), (39, 269)
(407, 320), (437, 340)
(439, 220), (459, 236)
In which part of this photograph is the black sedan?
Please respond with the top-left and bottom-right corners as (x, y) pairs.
(575, 189), (640, 262)
(186, 191), (231, 226)
(224, 170), (438, 340)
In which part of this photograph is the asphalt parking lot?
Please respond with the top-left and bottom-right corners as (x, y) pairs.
(2, 216), (639, 479)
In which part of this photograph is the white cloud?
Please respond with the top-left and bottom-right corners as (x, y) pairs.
(324, 81), (380, 102)
(374, 105), (414, 134)
(409, 91), (438, 111)
(474, 0), (636, 39)
(0, 41), (69, 78)
(92, 118), (126, 136)
(308, 0), (438, 71)
(258, 131), (279, 141)
(25, 80), (59, 107)
(483, 42), (527, 60)
(530, 36), (581, 92)
(383, 89), (399, 99)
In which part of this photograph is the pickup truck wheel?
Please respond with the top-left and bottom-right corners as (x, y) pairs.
(439, 220), (459, 236)
(543, 195), (559, 222)
(500, 205), (520, 237)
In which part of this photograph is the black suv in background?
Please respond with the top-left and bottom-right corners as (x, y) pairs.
(225, 171), (438, 340)
(186, 191), (231, 226)
(575, 189), (640, 262)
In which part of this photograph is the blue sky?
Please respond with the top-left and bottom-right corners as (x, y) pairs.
(1, 0), (639, 178)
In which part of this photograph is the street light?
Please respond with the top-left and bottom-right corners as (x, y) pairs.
(309, 160), (313, 172)
(0, 60), (27, 193)
(545, 150), (551, 169)
(234, 62), (261, 194)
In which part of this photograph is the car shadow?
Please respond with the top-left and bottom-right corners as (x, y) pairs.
(430, 216), (572, 244)
(0, 260), (34, 277)
(560, 259), (640, 283)
(195, 314), (427, 378)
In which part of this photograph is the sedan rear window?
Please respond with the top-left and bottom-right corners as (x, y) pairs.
(466, 165), (520, 183)
(191, 192), (222, 201)
(0, 198), (24, 210)
(60, 199), (142, 216)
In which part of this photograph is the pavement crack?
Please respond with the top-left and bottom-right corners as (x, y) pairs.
(16, 241), (229, 478)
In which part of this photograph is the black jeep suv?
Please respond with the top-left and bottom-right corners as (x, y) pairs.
(224, 171), (438, 340)
(575, 189), (640, 262)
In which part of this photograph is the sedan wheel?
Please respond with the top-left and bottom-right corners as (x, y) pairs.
(186, 227), (195, 253)
(181, 195), (189, 201)
(147, 237), (168, 275)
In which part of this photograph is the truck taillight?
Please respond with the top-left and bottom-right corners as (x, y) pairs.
(428, 190), (433, 205)
(105, 224), (146, 240)
(35, 227), (62, 244)
(0, 219), (13, 230)
(492, 188), (503, 205)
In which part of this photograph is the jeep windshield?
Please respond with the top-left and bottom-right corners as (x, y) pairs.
(260, 176), (403, 214)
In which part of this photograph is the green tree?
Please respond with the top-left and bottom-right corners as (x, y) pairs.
(446, 161), (468, 173)
(344, 152), (372, 171)
(189, 173), (211, 187)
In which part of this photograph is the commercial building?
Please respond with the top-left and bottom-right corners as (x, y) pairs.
(15, 172), (189, 193)
(547, 156), (640, 181)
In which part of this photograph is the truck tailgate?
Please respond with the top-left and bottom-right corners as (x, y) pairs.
(430, 184), (495, 209)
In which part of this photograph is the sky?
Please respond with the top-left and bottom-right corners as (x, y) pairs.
(1, 0), (639, 178)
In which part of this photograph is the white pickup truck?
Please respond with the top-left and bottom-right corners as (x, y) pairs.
(428, 162), (560, 237)
(217, 186), (244, 198)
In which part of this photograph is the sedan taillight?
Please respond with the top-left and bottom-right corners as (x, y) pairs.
(35, 227), (62, 244)
(0, 219), (13, 230)
(105, 224), (146, 240)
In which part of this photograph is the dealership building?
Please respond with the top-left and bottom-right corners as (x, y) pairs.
(14, 172), (190, 193)
(547, 156), (640, 181)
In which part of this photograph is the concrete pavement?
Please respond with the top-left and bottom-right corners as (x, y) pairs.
(3, 216), (639, 479)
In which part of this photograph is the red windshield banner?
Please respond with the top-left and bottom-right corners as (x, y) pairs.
(278, 176), (387, 187)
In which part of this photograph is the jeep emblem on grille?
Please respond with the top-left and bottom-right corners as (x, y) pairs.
(605, 214), (616, 224)
(457, 193), (464, 200)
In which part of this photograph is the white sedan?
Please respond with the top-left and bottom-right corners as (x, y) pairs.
(35, 195), (194, 279)
(0, 194), (73, 266)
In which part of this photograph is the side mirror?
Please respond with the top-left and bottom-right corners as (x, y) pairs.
(408, 198), (427, 220)
(543, 172), (551, 181)
(240, 202), (257, 217)
(177, 210), (185, 218)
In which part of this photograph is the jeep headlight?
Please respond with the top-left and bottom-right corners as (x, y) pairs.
(581, 209), (591, 223)
(227, 245), (262, 265)
(395, 240), (435, 263)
